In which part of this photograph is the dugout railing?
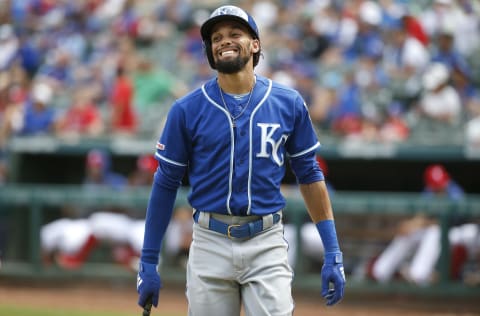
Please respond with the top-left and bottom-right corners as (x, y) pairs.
(0, 184), (479, 297)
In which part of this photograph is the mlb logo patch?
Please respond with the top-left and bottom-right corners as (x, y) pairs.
(156, 142), (165, 150)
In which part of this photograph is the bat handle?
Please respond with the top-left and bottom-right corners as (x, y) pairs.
(142, 296), (153, 316)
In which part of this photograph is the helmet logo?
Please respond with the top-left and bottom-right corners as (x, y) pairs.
(211, 5), (249, 22)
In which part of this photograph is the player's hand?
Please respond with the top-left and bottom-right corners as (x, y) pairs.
(321, 252), (346, 306)
(137, 262), (162, 308)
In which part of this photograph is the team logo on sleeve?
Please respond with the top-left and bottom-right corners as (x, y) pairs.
(256, 123), (288, 166)
(156, 142), (165, 150)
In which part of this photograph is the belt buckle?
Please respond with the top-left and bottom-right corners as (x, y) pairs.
(227, 224), (241, 239)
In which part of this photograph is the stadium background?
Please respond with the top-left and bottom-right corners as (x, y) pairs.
(1, 0), (480, 315)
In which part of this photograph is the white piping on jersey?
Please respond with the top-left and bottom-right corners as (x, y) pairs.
(247, 79), (273, 215)
(289, 141), (320, 158)
(202, 84), (236, 215)
(155, 152), (188, 167)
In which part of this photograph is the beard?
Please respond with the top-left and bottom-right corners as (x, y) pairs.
(215, 54), (251, 74)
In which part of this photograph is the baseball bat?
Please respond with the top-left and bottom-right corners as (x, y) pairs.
(142, 296), (152, 316)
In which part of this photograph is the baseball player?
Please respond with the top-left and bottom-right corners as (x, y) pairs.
(370, 164), (474, 285)
(136, 5), (345, 315)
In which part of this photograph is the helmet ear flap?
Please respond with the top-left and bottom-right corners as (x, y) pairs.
(203, 40), (217, 69)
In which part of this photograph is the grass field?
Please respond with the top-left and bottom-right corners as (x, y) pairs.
(0, 305), (182, 316)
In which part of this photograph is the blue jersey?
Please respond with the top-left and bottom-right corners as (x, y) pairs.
(155, 75), (323, 216)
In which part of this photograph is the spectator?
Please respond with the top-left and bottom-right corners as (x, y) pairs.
(323, 69), (364, 138)
(290, 62), (318, 106)
(35, 48), (74, 90)
(369, 164), (478, 285)
(54, 86), (104, 139)
(383, 17), (430, 108)
(128, 153), (157, 187)
(83, 148), (127, 191)
(377, 110), (410, 143)
(0, 24), (19, 71)
(343, 0), (384, 63)
(419, 0), (462, 40)
(415, 62), (462, 126)
(450, 65), (480, 121)
(132, 56), (186, 113)
(453, 0), (480, 58)
(132, 55), (187, 136)
(431, 27), (470, 78)
(18, 81), (56, 135)
(17, 32), (45, 79)
(311, 2), (357, 52)
(0, 81), (55, 148)
(419, 0), (479, 58)
(296, 14), (330, 61)
(400, 10), (429, 47)
(309, 70), (343, 128)
(108, 65), (137, 136)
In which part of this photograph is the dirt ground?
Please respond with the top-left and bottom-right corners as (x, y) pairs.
(1, 281), (479, 316)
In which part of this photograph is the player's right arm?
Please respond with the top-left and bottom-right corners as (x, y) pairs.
(137, 102), (189, 309)
(137, 160), (186, 309)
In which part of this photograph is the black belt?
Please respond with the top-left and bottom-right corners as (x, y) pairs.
(193, 211), (282, 239)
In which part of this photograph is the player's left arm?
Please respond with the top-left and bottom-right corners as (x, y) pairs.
(286, 93), (345, 306)
(299, 180), (346, 306)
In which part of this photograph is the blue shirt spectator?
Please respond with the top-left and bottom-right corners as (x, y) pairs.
(18, 82), (56, 136)
(83, 149), (127, 191)
(431, 30), (471, 80)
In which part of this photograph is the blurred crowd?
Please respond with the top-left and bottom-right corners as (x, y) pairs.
(0, 0), (478, 161)
(0, 0), (478, 169)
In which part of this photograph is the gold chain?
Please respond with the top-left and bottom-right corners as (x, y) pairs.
(218, 79), (256, 127)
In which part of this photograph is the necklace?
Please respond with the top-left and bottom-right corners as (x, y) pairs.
(218, 79), (255, 127)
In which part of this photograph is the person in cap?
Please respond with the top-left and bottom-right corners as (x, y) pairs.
(128, 154), (158, 187)
(136, 5), (345, 315)
(370, 164), (469, 285)
(417, 62), (462, 125)
(84, 149), (127, 191)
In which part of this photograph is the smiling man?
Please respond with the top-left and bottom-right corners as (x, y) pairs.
(136, 5), (345, 315)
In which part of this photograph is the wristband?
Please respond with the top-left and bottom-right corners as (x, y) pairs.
(315, 219), (341, 254)
(139, 261), (158, 274)
(324, 251), (343, 264)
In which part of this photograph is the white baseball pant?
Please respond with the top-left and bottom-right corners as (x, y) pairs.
(186, 214), (294, 316)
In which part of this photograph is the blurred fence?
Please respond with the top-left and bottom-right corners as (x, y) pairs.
(0, 185), (480, 297)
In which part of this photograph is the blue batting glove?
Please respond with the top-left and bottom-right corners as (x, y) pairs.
(321, 252), (346, 306)
(137, 262), (162, 308)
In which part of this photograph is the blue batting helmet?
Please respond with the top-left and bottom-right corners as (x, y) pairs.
(200, 5), (261, 69)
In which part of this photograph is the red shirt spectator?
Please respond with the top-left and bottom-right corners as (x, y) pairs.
(109, 67), (137, 135)
(55, 87), (104, 137)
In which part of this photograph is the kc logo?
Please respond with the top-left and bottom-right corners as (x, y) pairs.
(256, 123), (288, 166)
